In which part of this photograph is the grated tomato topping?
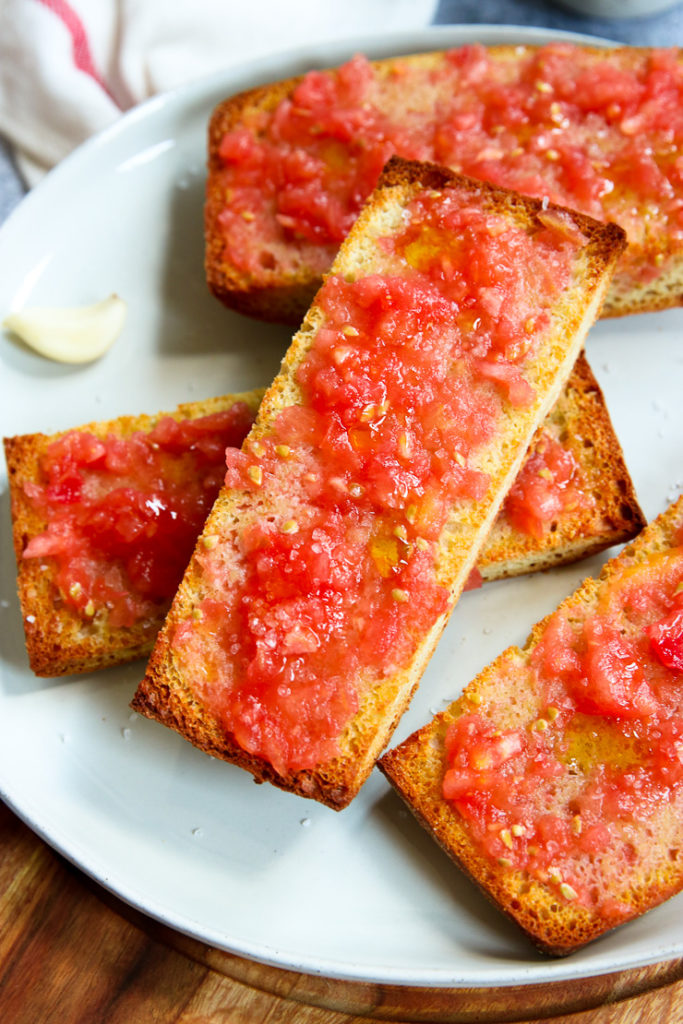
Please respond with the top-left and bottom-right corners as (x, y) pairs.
(215, 45), (683, 286)
(174, 188), (583, 774)
(443, 545), (683, 915)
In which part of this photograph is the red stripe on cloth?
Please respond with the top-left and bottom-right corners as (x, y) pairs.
(35, 0), (120, 106)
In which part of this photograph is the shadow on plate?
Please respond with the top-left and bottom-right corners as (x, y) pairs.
(154, 169), (291, 385)
(371, 785), (545, 962)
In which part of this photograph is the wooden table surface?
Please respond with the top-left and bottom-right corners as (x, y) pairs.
(2, 799), (683, 1024)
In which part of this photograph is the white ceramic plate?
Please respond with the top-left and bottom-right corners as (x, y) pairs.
(2, 25), (683, 990)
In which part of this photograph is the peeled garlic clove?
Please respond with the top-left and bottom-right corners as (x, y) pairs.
(3, 294), (127, 364)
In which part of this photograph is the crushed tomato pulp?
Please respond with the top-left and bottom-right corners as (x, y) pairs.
(443, 535), (683, 917)
(172, 187), (585, 775)
(502, 429), (590, 541)
(22, 404), (254, 628)
(215, 44), (683, 286)
(23, 392), (583, 636)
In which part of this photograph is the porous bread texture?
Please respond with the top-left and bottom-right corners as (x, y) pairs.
(602, 256), (683, 318)
(3, 355), (642, 680)
(3, 390), (264, 677)
(379, 495), (683, 956)
(134, 158), (626, 809)
(205, 76), (323, 324)
(480, 352), (645, 583)
(205, 45), (683, 325)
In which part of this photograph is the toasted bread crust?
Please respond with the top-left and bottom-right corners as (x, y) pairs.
(479, 352), (645, 582)
(600, 259), (683, 319)
(205, 75), (328, 324)
(3, 391), (264, 677)
(206, 45), (683, 325)
(379, 496), (683, 956)
(134, 158), (626, 809)
(4, 353), (642, 680)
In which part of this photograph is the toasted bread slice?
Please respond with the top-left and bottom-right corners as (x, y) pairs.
(379, 495), (683, 956)
(206, 44), (683, 324)
(133, 158), (626, 809)
(3, 355), (642, 679)
(480, 352), (645, 584)
(3, 391), (263, 677)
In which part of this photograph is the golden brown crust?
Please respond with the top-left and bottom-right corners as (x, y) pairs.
(601, 259), (683, 318)
(5, 355), (640, 680)
(205, 44), (681, 325)
(136, 158), (626, 809)
(479, 352), (646, 581)
(379, 496), (683, 956)
(3, 390), (265, 677)
(205, 77), (322, 324)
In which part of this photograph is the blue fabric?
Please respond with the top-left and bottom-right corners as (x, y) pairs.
(0, 137), (24, 225)
(433, 0), (683, 44)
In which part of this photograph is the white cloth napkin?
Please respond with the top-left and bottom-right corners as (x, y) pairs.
(0, 0), (437, 186)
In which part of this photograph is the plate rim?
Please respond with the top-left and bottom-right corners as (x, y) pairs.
(3, 22), (678, 992)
